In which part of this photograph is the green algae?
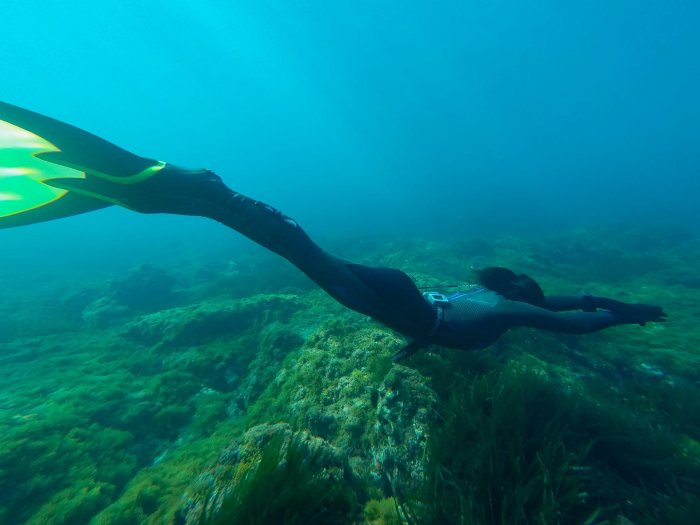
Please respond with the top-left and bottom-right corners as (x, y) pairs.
(392, 356), (700, 524)
(189, 425), (358, 525)
(363, 498), (401, 525)
(0, 227), (699, 524)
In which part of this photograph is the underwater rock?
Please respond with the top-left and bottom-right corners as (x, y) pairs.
(663, 274), (700, 288)
(124, 294), (304, 348)
(81, 264), (178, 326)
(280, 322), (401, 451)
(82, 296), (132, 328)
(371, 365), (438, 497)
(0, 308), (19, 343)
(108, 263), (177, 310)
(178, 422), (359, 524)
(191, 259), (253, 299)
(235, 327), (304, 408)
(637, 362), (666, 378)
(60, 286), (103, 315)
(529, 231), (666, 284)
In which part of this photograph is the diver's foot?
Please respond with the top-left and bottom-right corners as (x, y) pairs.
(134, 164), (235, 216)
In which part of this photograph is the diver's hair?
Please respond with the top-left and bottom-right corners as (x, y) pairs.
(474, 267), (545, 307)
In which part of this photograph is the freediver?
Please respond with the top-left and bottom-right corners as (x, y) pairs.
(0, 101), (667, 360)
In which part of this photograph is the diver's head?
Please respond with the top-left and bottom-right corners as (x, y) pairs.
(474, 267), (545, 307)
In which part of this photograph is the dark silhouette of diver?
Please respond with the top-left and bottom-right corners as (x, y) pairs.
(73, 165), (667, 360)
(0, 101), (667, 360)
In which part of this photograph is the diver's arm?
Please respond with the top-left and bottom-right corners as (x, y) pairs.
(543, 295), (593, 311)
(494, 298), (664, 335)
(498, 301), (620, 334)
(544, 294), (667, 325)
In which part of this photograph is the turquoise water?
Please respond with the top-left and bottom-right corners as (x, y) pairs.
(1, 2), (699, 523)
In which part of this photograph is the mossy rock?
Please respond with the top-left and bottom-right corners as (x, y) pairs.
(179, 422), (361, 524)
(123, 294), (304, 347)
(371, 365), (438, 496)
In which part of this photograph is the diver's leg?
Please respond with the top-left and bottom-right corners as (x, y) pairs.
(73, 165), (438, 337)
(194, 180), (436, 337)
(147, 168), (325, 268)
(209, 190), (326, 272)
(132, 166), (332, 274)
(208, 190), (436, 336)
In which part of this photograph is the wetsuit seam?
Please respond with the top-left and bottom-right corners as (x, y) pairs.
(428, 306), (443, 336)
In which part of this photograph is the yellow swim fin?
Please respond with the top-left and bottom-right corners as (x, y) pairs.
(0, 101), (163, 228)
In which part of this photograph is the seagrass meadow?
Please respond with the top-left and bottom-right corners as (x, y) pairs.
(1, 226), (698, 524)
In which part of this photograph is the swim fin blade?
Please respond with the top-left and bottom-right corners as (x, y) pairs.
(0, 101), (161, 228)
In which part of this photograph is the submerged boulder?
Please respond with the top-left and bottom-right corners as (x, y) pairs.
(109, 263), (177, 311)
(178, 422), (360, 524)
(371, 365), (438, 496)
(82, 296), (131, 328)
(81, 264), (178, 327)
(123, 294), (304, 348)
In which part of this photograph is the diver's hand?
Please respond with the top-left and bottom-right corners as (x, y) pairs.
(609, 303), (668, 326)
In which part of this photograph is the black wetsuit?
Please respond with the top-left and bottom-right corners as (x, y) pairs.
(428, 289), (619, 351)
(0, 101), (663, 355)
(153, 167), (632, 356)
(123, 164), (664, 359)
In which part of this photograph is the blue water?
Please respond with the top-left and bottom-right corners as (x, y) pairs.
(2, 0), (699, 275)
(2, 3), (700, 522)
